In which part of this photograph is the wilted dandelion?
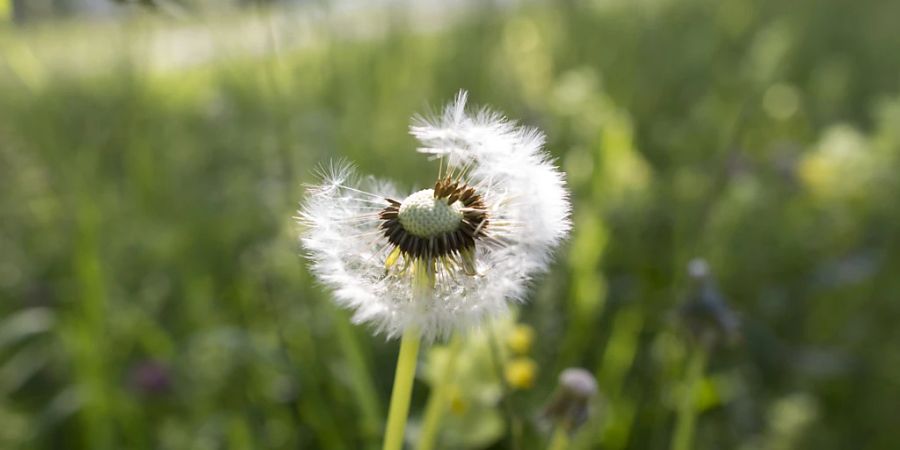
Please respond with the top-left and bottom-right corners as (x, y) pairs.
(298, 91), (570, 450)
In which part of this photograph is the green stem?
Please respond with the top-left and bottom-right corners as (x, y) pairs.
(416, 335), (462, 450)
(383, 326), (422, 450)
(670, 346), (709, 450)
(547, 426), (569, 450)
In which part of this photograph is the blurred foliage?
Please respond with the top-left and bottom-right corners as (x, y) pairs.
(2, 0), (900, 448)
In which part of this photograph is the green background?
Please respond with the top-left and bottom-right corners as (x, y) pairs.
(2, 0), (900, 448)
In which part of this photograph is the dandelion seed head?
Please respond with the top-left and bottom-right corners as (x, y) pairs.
(397, 189), (464, 238)
(299, 90), (571, 341)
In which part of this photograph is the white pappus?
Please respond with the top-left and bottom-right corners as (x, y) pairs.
(298, 91), (571, 341)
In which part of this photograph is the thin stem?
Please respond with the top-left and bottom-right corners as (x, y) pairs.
(383, 326), (422, 450)
(670, 345), (709, 450)
(547, 426), (569, 450)
(488, 323), (522, 450)
(416, 335), (462, 450)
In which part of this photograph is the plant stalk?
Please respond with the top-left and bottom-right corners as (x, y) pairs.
(670, 345), (709, 450)
(416, 335), (462, 450)
(547, 426), (569, 450)
(383, 326), (422, 450)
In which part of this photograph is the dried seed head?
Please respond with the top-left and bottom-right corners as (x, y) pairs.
(559, 368), (598, 398)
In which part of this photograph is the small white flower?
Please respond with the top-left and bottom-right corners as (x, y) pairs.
(299, 91), (571, 341)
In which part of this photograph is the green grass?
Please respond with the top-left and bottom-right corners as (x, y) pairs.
(2, 0), (900, 448)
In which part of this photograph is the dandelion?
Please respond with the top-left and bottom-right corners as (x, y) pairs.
(542, 368), (599, 450)
(298, 91), (570, 450)
(300, 91), (570, 341)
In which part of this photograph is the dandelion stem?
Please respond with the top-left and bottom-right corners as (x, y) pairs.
(416, 335), (462, 450)
(670, 345), (709, 450)
(547, 426), (569, 450)
(383, 326), (422, 450)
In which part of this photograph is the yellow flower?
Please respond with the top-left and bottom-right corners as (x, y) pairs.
(505, 357), (538, 390)
(447, 385), (469, 416)
(797, 125), (876, 203)
(506, 324), (536, 355)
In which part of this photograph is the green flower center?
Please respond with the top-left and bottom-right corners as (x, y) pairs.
(398, 189), (463, 238)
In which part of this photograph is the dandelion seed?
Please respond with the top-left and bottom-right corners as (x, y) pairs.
(298, 90), (571, 342)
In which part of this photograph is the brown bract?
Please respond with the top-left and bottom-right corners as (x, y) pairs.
(379, 177), (489, 266)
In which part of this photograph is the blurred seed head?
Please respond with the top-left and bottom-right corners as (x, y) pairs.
(541, 368), (598, 433)
(679, 258), (741, 348)
(688, 258), (711, 279)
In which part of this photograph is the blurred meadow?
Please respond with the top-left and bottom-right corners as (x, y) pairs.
(2, 0), (900, 449)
